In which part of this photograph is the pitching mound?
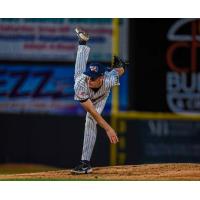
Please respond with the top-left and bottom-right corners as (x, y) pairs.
(0, 163), (200, 180)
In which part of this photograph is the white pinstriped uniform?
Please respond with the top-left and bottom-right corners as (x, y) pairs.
(74, 45), (120, 161)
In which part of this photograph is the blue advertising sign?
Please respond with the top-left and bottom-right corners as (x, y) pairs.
(0, 64), (128, 115)
(0, 18), (128, 62)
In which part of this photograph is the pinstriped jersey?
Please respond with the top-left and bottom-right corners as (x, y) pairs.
(74, 70), (120, 103)
(73, 45), (120, 103)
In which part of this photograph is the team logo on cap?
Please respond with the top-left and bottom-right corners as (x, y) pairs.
(90, 66), (98, 72)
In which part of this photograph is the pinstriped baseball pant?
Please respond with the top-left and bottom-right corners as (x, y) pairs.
(81, 96), (108, 161)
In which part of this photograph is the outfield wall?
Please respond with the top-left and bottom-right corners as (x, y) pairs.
(0, 113), (110, 168)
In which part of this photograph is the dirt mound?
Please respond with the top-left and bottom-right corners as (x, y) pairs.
(1, 163), (200, 180)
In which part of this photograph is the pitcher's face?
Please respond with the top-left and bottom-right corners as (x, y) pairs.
(87, 76), (104, 88)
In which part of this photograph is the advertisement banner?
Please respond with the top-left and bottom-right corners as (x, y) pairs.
(0, 18), (128, 62)
(0, 64), (128, 115)
(166, 19), (200, 114)
(130, 18), (200, 114)
(126, 119), (200, 163)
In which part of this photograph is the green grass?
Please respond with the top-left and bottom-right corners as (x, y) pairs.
(0, 163), (60, 175)
(0, 179), (102, 181)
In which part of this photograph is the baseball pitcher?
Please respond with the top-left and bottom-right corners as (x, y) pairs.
(71, 27), (127, 174)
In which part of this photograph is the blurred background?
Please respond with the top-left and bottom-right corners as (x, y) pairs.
(0, 18), (200, 171)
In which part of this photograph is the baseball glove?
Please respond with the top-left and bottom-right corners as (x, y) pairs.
(112, 56), (129, 70)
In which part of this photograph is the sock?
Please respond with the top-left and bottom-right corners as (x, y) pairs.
(81, 160), (90, 165)
(79, 40), (87, 45)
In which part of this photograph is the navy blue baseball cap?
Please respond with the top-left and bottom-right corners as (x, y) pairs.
(83, 63), (106, 79)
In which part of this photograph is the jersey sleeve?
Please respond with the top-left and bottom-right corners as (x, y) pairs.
(74, 84), (89, 101)
(106, 69), (120, 88)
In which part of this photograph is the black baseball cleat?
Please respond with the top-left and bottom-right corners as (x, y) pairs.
(75, 27), (89, 44)
(71, 160), (92, 174)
